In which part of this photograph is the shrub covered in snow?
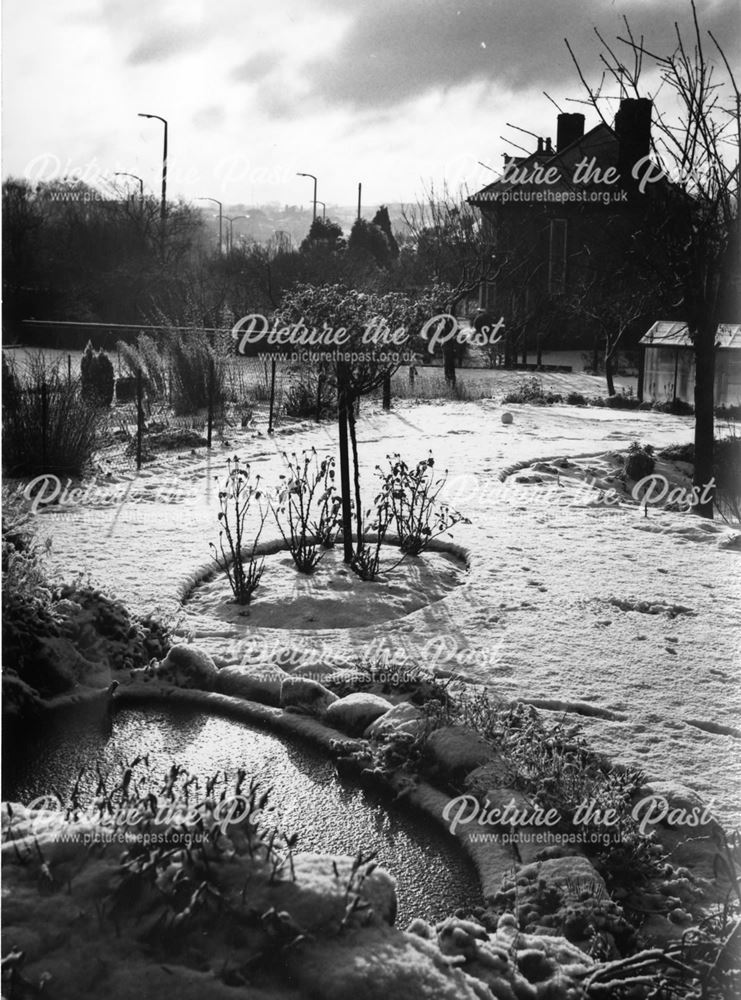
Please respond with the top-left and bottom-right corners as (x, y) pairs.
(603, 391), (640, 410)
(2, 489), (169, 703)
(502, 376), (562, 405)
(652, 397), (695, 415)
(625, 441), (656, 480)
(566, 391), (589, 406)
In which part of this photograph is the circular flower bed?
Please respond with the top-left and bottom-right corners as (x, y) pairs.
(184, 543), (468, 630)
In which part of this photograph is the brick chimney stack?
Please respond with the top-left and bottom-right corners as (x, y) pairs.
(614, 98), (652, 188)
(556, 112), (585, 151)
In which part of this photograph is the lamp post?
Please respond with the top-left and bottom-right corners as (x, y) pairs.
(114, 172), (144, 203)
(137, 113), (167, 253)
(225, 215), (248, 253)
(297, 172), (317, 222)
(196, 197), (223, 254)
(316, 200), (326, 220)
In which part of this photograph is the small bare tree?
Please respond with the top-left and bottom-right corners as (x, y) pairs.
(568, 267), (658, 396)
(402, 184), (501, 381)
(567, 2), (740, 516)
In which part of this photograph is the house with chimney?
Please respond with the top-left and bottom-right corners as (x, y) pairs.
(468, 98), (661, 368)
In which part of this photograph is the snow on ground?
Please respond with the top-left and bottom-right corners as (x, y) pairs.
(390, 361), (637, 398)
(35, 400), (741, 829)
(188, 546), (466, 630)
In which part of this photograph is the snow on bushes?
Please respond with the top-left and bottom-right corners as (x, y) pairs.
(1, 490), (169, 707)
(624, 441), (656, 481)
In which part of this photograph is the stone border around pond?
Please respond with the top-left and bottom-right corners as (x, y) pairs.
(116, 646), (735, 948)
(7, 643), (735, 996)
(26, 660), (728, 942)
(111, 679), (542, 907)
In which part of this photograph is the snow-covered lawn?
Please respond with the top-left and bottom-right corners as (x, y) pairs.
(37, 400), (741, 828)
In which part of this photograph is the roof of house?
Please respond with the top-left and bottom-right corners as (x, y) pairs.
(640, 321), (741, 349)
(468, 122), (617, 204)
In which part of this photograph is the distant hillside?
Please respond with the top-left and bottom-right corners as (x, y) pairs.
(198, 202), (412, 248)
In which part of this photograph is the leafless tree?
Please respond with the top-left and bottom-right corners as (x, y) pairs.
(567, 2), (740, 516)
(568, 266), (658, 395)
(402, 184), (501, 380)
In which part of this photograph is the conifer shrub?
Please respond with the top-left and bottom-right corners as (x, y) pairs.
(80, 341), (115, 406)
(625, 441), (655, 480)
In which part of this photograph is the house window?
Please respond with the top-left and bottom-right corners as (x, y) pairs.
(548, 219), (568, 294)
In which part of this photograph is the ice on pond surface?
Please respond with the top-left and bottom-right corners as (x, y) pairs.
(3, 704), (481, 926)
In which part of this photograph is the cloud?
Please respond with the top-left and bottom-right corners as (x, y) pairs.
(231, 52), (280, 82)
(297, 0), (740, 111)
(127, 24), (207, 65)
(192, 105), (226, 129)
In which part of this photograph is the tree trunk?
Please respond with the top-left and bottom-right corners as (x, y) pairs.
(382, 372), (391, 410)
(443, 342), (456, 384)
(347, 396), (364, 549)
(605, 346), (616, 396)
(337, 364), (354, 560)
(693, 328), (716, 519)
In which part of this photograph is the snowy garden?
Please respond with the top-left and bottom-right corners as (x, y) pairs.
(3, 351), (741, 997)
(3, 3), (740, 988)
(25, 395), (741, 820)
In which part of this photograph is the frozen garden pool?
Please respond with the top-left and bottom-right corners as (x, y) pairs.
(3, 703), (481, 926)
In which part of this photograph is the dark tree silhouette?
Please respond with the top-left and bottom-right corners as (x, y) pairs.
(567, 3), (740, 517)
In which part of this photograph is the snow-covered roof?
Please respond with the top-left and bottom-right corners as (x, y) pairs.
(640, 321), (741, 349)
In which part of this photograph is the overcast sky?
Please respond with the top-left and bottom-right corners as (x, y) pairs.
(3, 0), (739, 210)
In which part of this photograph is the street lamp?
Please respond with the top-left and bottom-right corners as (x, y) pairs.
(316, 201), (326, 220)
(225, 215), (249, 253)
(196, 197), (223, 254)
(114, 172), (144, 202)
(137, 113), (167, 251)
(297, 171), (317, 222)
